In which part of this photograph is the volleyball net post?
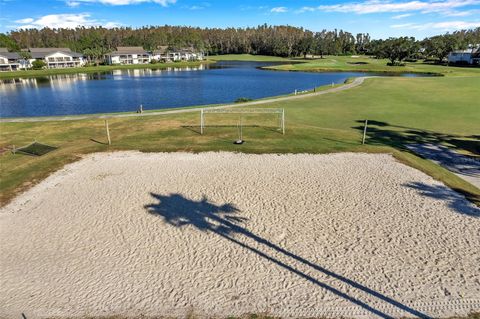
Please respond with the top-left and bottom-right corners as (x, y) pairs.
(200, 108), (284, 135)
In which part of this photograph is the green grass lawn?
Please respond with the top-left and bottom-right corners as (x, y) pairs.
(263, 55), (480, 77)
(1, 71), (479, 205)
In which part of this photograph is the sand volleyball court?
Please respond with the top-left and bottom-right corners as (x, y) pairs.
(1, 152), (479, 318)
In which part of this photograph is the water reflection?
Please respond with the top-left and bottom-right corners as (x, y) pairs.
(0, 64), (209, 87)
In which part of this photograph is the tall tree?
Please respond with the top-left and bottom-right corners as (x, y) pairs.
(423, 34), (462, 63)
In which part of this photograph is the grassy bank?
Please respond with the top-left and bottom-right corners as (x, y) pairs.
(262, 55), (480, 77)
(1, 74), (479, 206)
(0, 60), (209, 79)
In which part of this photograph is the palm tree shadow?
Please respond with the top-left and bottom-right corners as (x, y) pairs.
(145, 192), (431, 318)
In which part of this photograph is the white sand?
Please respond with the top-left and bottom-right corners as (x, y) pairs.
(1, 152), (479, 319)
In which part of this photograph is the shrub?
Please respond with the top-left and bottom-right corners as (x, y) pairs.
(31, 60), (46, 70)
(386, 62), (406, 66)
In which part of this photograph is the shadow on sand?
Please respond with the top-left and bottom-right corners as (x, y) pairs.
(145, 192), (431, 319)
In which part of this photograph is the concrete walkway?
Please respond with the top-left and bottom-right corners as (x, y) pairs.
(0, 77), (367, 123)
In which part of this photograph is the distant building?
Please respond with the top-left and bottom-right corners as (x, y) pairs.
(0, 48), (21, 71)
(105, 47), (151, 65)
(106, 46), (205, 65)
(448, 47), (480, 65)
(28, 48), (85, 68)
(152, 46), (179, 62)
(178, 47), (205, 61)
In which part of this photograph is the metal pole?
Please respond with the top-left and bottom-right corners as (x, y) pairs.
(200, 109), (204, 135)
(240, 116), (243, 140)
(282, 109), (285, 135)
(362, 119), (368, 145)
(105, 119), (111, 145)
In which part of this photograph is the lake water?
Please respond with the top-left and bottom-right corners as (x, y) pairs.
(0, 61), (424, 118)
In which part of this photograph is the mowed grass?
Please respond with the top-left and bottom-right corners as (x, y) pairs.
(1, 74), (479, 205)
(263, 55), (480, 77)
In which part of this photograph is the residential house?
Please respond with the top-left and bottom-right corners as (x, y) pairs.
(152, 46), (179, 62)
(0, 48), (21, 71)
(105, 46), (205, 65)
(448, 46), (480, 65)
(178, 47), (204, 61)
(29, 48), (85, 68)
(105, 47), (151, 65)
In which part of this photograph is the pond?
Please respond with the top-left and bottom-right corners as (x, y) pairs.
(0, 61), (425, 118)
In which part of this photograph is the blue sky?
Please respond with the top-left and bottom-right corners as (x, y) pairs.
(1, 0), (479, 39)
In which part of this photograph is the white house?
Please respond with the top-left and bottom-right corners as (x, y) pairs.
(105, 47), (151, 65)
(152, 46), (179, 62)
(28, 48), (85, 68)
(448, 47), (480, 65)
(106, 46), (204, 65)
(0, 48), (21, 71)
(178, 48), (205, 61)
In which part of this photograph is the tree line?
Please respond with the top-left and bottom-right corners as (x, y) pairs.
(0, 24), (479, 64)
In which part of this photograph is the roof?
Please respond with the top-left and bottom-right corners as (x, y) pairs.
(30, 47), (72, 53)
(28, 48), (83, 58)
(180, 47), (195, 53)
(0, 51), (21, 59)
(0, 47), (9, 53)
(153, 46), (169, 54)
(111, 46), (148, 54)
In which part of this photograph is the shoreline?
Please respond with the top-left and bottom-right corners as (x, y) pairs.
(261, 65), (444, 76)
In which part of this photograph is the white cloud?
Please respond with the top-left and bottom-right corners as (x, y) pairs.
(64, 0), (176, 6)
(15, 18), (34, 23)
(392, 13), (413, 19)
(104, 21), (122, 28)
(391, 20), (480, 30)
(66, 0), (81, 6)
(442, 9), (480, 16)
(15, 13), (121, 29)
(182, 2), (210, 10)
(296, 6), (315, 13)
(302, 0), (480, 15)
(239, 5), (268, 11)
(271, 6), (288, 13)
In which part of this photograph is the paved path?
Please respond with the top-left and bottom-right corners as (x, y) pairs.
(0, 77), (367, 123)
(407, 143), (480, 189)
